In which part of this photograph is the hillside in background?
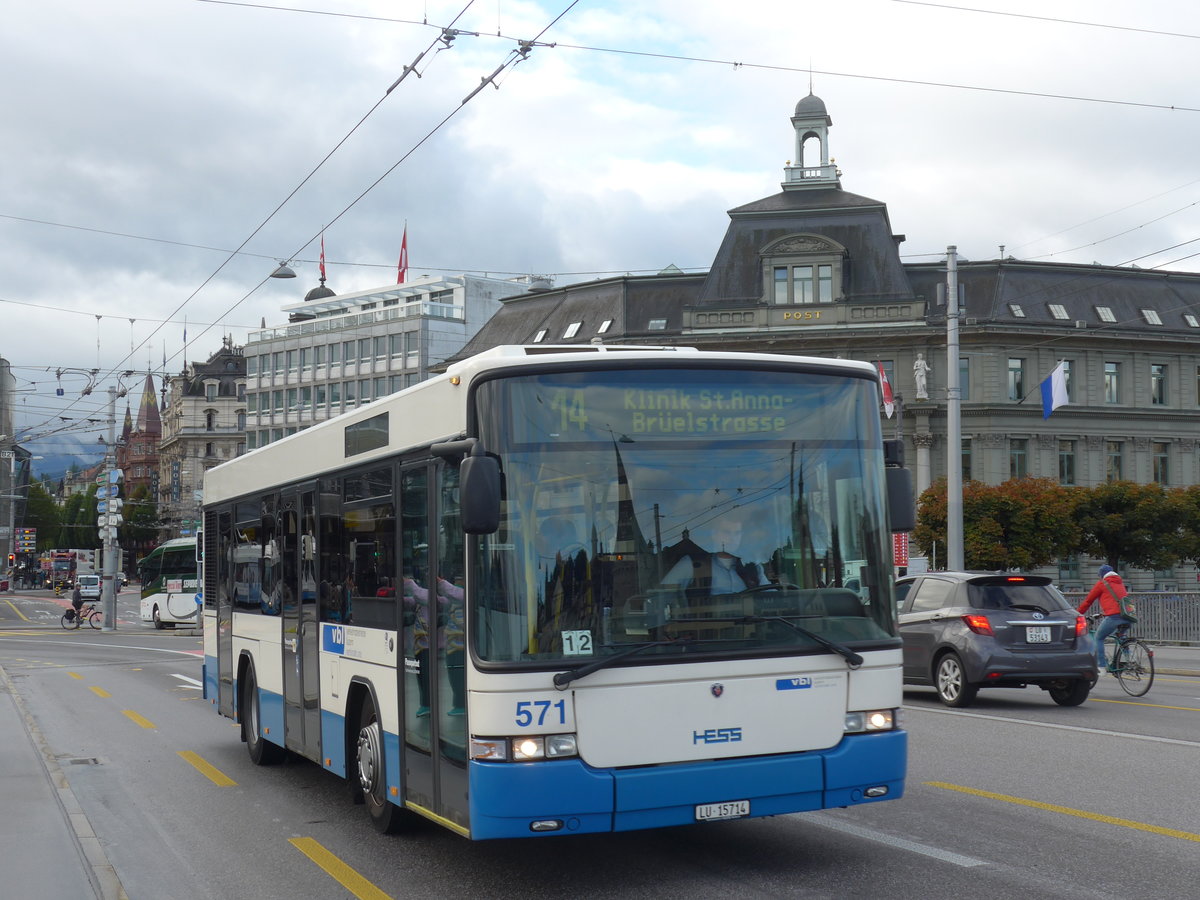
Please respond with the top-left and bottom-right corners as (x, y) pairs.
(27, 433), (105, 482)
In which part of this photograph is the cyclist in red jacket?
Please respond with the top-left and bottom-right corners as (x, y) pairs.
(1078, 564), (1132, 673)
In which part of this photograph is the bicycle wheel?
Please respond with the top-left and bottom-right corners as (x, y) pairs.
(87, 608), (102, 629)
(60, 611), (73, 630)
(1115, 640), (1154, 697)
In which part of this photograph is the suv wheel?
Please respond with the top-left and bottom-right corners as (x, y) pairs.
(935, 652), (978, 707)
(1047, 679), (1090, 707)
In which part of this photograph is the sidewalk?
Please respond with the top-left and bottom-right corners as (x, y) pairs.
(1145, 643), (1200, 677)
(0, 666), (127, 900)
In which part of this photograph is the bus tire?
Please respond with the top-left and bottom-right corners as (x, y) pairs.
(355, 696), (405, 834)
(153, 606), (165, 630)
(243, 668), (286, 766)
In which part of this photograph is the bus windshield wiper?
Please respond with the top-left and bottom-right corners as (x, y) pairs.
(666, 614), (863, 670)
(553, 639), (688, 690)
(737, 615), (863, 669)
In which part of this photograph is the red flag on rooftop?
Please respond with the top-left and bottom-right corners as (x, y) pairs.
(319, 234), (327, 281)
(397, 225), (408, 284)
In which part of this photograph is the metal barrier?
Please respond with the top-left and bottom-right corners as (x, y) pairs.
(1062, 592), (1200, 644)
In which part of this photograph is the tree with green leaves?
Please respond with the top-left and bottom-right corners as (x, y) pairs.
(915, 477), (1079, 571)
(22, 482), (62, 551)
(1072, 480), (1186, 571)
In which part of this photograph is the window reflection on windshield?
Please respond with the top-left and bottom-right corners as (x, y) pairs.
(471, 368), (896, 664)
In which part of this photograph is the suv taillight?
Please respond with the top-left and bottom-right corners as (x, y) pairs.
(962, 614), (993, 635)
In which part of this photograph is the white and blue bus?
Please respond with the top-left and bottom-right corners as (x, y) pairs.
(201, 345), (913, 839)
(139, 536), (200, 629)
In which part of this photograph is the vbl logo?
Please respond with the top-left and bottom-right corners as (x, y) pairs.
(693, 727), (743, 744)
(326, 625), (345, 649)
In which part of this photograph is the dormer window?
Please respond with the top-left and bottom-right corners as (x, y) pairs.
(597, 319), (612, 334)
(532, 329), (547, 343)
(761, 234), (844, 305)
(563, 322), (581, 339)
(1048, 304), (1069, 320)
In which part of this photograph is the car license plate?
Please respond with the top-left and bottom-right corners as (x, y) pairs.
(1026, 626), (1051, 643)
(695, 800), (750, 821)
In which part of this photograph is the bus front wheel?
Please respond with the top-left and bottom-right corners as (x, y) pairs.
(153, 606), (165, 630)
(355, 697), (405, 834)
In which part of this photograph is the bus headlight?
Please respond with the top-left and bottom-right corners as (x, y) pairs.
(469, 734), (579, 762)
(844, 709), (896, 733)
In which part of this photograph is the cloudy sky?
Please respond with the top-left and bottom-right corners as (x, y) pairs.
(5, 0), (1200, 457)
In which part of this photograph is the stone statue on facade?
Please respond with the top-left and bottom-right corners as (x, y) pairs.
(913, 352), (931, 400)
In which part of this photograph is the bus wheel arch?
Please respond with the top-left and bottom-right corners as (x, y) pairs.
(152, 605), (165, 629)
(240, 655), (286, 765)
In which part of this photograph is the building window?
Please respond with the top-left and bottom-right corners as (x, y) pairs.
(1047, 304), (1068, 319)
(1008, 303), (1025, 318)
(1153, 441), (1170, 485)
(648, 318), (667, 330)
(763, 235), (843, 305)
(1141, 308), (1163, 325)
(1059, 440), (1075, 485)
(1104, 362), (1120, 403)
(205, 443), (215, 457)
(1151, 364), (1167, 405)
(597, 319), (613, 334)
(405, 331), (419, 365)
(1007, 358), (1024, 401)
(247, 393), (258, 413)
(962, 437), (972, 482)
(247, 356), (258, 376)
(772, 264), (834, 304)
(237, 411), (246, 430)
(390, 334), (403, 359)
(563, 322), (581, 339)
(205, 382), (217, 401)
(314, 345), (325, 366)
(287, 388), (298, 411)
(300, 386), (312, 411)
(879, 360), (895, 393)
(1095, 306), (1116, 323)
(533, 329), (547, 343)
(272, 390), (283, 413)
(287, 350), (297, 374)
(374, 336), (387, 363)
(272, 351), (284, 375)
(358, 339), (371, 367)
(959, 357), (970, 402)
(1009, 438), (1028, 479)
(1106, 441), (1123, 481)
(1186, 314), (1200, 328)
(1061, 360), (1073, 402)
(1058, 555), (1080, 585)
(343, 340), (357, 364)
(300, 347), (311, 372)
(205, 411), (216, 431)
(328, 342), (340, 364)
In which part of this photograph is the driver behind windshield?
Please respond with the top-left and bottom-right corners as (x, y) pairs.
(661, 515), (766, 598)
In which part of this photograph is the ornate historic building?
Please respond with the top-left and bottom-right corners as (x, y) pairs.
(447, 93), (1200, 590)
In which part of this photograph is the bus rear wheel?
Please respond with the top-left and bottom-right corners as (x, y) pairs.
(355, 697), (405, 834)
(153, 606), (165, 629)
(242, 668), (285, 765)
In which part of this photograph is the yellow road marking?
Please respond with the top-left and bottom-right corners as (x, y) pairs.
(1091, 697), (1200, 712)
(68, 671), (84, 680)
(2, 599), (30, 621)
(90, 686), (110, 698)
(289, 837), (394, 900)
(927, 781), (1200, 843)
(177, 751), (237, 786)
(123, 710), (156, 729)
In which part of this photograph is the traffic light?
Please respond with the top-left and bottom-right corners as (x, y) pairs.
(7, 554), (13, 565)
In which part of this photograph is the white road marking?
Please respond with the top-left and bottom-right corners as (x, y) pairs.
(803, 811), (987, 867)
(905, 704), (1200, 748)
(171, 673), (202, 688)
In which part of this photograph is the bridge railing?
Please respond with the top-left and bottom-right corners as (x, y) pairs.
(1061, 592), (1200, 644)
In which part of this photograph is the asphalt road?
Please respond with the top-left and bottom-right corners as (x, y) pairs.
(2, 587), (1197, 899)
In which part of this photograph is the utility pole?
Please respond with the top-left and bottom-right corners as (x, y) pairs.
(98, 385), (123, 631)
(945, 246), (964, 571)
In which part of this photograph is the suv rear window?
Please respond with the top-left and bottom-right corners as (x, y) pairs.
(966, 578), (1068, 611)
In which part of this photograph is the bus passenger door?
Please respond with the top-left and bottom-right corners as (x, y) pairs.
(281, 487), (321, 760)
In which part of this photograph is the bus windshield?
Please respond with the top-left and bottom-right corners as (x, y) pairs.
(471, 365), (897, 666)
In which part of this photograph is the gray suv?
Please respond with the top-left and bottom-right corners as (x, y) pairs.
(896, 572), (1097, 707)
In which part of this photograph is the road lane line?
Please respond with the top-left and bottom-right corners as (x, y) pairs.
(177, 751), (236, 786)
(170, 674), (202, 688)
(2, 599), (30, 621)
(288, 837), (394, 900)
(905, 704), (1200, 748)
(927, 782), (1200, 844)
(804, 812), (987, 867)
(1090, 697), (1200, 711)
(68, 672), (84, 680)
(122, 710), (156, 729)
(89, 686), (110, 698)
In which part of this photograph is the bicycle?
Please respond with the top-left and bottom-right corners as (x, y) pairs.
(61, 603), (102, 630)
(1087, 613), (1154, 697)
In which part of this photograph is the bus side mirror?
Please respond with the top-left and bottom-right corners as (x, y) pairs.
(886, 466), (915, 533)
(460, 453), (501, 534)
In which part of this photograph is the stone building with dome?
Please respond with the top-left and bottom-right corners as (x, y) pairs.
(446, 92), (1200, 590)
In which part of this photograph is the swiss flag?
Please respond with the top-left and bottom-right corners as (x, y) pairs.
(877, 361), (894, 418)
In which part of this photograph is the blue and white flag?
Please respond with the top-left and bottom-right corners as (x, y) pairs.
(1040, 361), (1068, 418)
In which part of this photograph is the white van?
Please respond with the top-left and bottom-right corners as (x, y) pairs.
(77, 574), (102, 601)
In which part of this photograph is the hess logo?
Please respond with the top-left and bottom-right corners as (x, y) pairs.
(693, 727), (743, 744)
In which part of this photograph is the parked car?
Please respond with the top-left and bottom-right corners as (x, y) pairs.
(895, 572), (1096, 708)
